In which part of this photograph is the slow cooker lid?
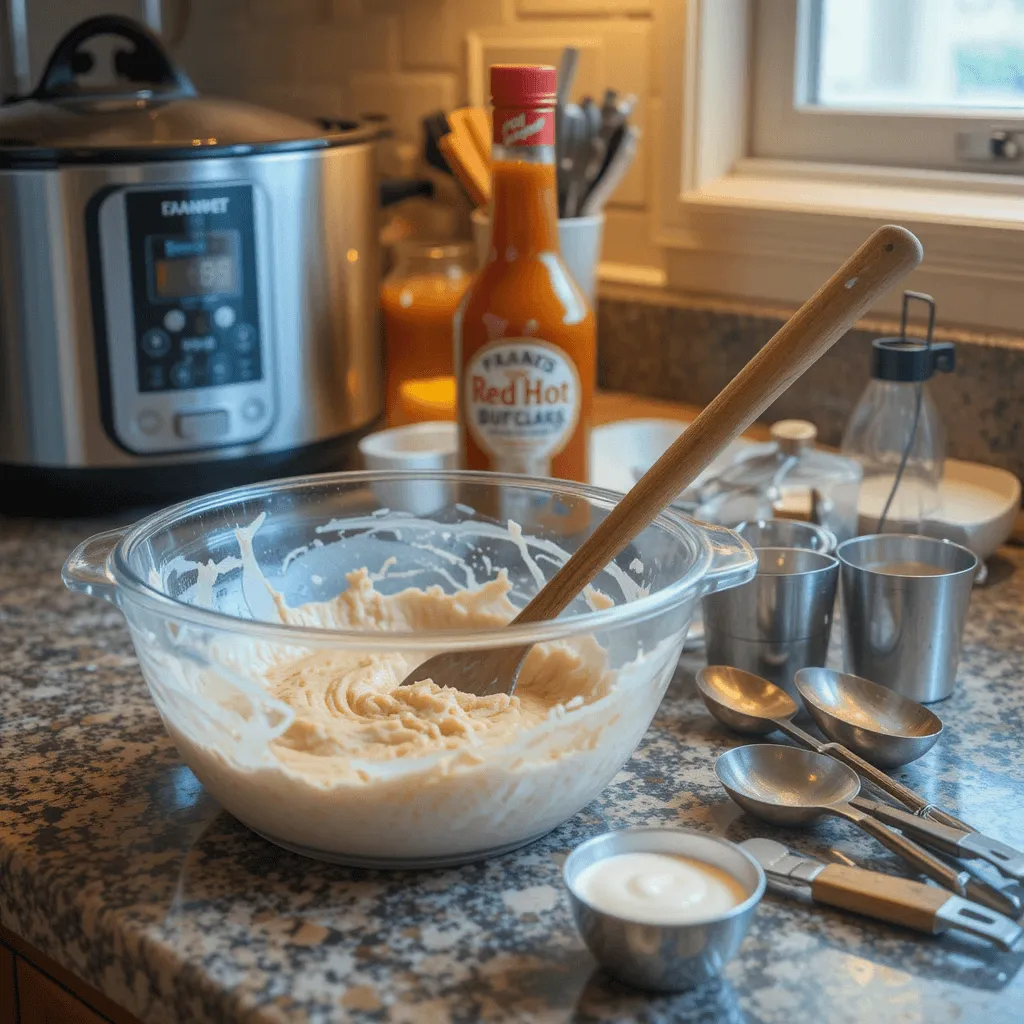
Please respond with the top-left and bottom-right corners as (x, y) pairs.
(0, 14), (375, 165)
(0, 95), (372, 155)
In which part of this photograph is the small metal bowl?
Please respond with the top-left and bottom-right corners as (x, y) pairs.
(563, 827), (765, 992)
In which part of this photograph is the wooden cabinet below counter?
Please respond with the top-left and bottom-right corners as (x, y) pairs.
(1, 930), (142, 1024)
(1, 945), (15, 1024)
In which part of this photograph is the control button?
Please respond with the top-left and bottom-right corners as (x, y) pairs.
(214, 305), (236, 329)
(142, 328), (171, 357)
(241, 397), (266, 422)
(236, 358), (256, 381)
(170, 361), (194, 389)
(209, 355), (232, 385)
(181, 335), (217, 355)
(233, 322), (256, 353)
(174, 410), (230, 442)
(137, 410), (162, 435)
(163, 308), (187, 333)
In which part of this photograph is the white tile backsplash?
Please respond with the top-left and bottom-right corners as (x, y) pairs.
(400, 0), (506, 72)
(349, 71), (458, 140)
(246, 0), (329, 24)
(516, 0), (653, 15)
(301, 16), (401, 80)
(160, 0), (664, 268)
(466, 20), (649, 205)
(465, 30), (606, 106)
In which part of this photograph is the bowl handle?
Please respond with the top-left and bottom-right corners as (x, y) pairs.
(697, 522), (758, 596)
(62, 527), (127, 604)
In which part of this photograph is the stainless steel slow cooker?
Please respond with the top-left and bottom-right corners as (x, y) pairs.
(0, 15), (421, 514)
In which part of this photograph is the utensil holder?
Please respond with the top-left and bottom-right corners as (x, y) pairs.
(471, 209), (604, 305)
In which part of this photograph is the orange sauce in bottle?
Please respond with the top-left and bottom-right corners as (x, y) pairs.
(456, 64), (595, 482)
(381, 254), (470, 425)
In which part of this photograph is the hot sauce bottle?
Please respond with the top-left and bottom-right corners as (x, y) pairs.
(456, 64), (595, 482)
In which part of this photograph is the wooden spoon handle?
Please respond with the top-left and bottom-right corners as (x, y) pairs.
(439, 133), (490, 207)
(512, 224), (923, 625)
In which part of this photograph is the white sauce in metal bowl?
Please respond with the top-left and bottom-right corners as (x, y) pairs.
(574, 852), (748, 924)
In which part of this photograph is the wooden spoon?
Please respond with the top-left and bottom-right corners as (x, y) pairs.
(401, 224), (923, 697)
(448, 106), (491, 170)
(439, 131), (490, 207)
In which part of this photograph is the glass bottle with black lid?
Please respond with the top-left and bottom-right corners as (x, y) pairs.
(841, 292), (955, 534)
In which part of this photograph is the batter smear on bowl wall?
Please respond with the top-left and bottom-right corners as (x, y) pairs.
(456, 64), (595, 482)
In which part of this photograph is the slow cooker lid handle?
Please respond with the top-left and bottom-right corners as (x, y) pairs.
(31, 14), (197, 102)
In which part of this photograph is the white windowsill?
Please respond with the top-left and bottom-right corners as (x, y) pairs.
(651, 158), (1024, 329)
(692, 159), (1024, 232)
(598, 261), (668, 289)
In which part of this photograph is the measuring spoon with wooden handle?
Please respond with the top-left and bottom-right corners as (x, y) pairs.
(742, 838), (1022, 950)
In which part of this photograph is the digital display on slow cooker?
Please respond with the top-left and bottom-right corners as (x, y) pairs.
(149, 231), (241, 300)
(124, 186), (262, 397)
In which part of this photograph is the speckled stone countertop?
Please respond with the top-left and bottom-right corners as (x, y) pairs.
(597, 296), (1024, 484)
(2, 516), (1023, 1023)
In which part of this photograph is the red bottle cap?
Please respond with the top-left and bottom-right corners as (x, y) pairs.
(490, 64), (557, 108)
(490, 64), (557, 147)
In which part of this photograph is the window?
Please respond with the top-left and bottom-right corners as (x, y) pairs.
(752, 0), (1024, 171)
(813, 0), (1024, 111)
(653, 0), (1024, 333)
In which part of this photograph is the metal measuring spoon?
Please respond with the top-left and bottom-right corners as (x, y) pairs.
(795, 667), (941, 768)
(699, 666), (1024, 890)
(698, 665), (945, 807)
(796, 667), (1024, 882)
(715, 745), (1017, 915)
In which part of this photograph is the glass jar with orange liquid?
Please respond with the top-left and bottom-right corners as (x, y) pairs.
(456, 64), (595, 483)
(381, 241), (474, 426)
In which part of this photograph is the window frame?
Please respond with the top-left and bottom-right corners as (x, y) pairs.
(752, 0), (1024, 173)
(651, 0), (1024, 333)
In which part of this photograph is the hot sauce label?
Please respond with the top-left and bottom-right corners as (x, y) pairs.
(464, 338), (581, 475)
(496, 108), (555, 147)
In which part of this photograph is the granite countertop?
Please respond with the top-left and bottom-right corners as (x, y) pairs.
(2, 516), (1023, 1023)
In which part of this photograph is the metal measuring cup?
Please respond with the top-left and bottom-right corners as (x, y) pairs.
(703, 521), (840, 695)
(734, 518), (837, 554)
(836, 534), (977, 703)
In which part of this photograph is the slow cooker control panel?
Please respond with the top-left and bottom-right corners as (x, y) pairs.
(93, 182), (276, 455)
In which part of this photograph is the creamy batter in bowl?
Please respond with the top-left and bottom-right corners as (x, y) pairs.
(64, 471), (755, 867)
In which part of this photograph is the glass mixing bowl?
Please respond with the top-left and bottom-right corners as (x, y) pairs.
(63, 471), (755, 868)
